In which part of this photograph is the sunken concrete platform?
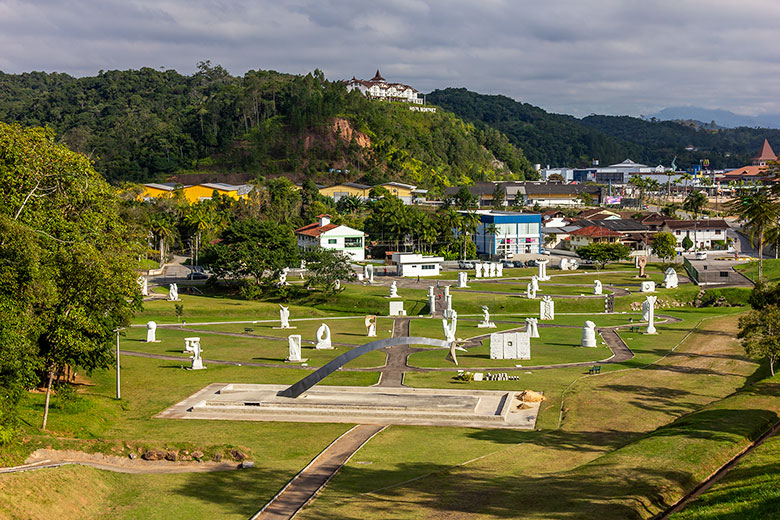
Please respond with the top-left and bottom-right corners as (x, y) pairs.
(156, 383), (540, 429)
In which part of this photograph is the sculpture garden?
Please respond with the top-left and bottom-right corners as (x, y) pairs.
(1, 260), (778, 520)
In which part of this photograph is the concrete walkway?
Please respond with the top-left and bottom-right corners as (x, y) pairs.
(253, 424), (385, 520)
(377, 318), (415, 387)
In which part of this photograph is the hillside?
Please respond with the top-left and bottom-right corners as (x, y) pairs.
(428, 88), (780, 170)
(0, 65), (534, 188)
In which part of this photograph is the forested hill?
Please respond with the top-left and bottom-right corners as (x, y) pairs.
(0, 65), (535, 188)
(428, 87), (780, 170)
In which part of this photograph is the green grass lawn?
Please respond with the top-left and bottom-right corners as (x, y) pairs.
(734, 258), (780, 282)
(670, 425), (780, 520)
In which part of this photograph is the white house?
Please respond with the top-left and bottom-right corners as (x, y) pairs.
(391, 253), (444, 277)
(294, 215), (366, 261)
(345, 70), (423, 104)
(662, 219), (731, 251)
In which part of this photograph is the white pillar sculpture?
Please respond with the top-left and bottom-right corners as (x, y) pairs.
(138, 276), (148, 296)
(286, 335), (302, 362)
(442, 312), (458, 342)
(458, 272), (468, 288)
(389, 281), (399, 298)
(478, 305), (496, 328)
(538, 260), (550, 281)
(642, 299), (650, 322)
(428, 286), (435, 298)
(540, 296), (555, 320)
(364, 264), (375, 283)
(594, 280), (603, 295)
(443, 285), (450, 299)
(526, 317), (540, 338)
(475, 263), (483, 278)
(365, 315), (377, 337)
(664, 268), (679, 289)
(315, 323), (333, 349)
(428, 293), (436, 315)
(496, 263), (503, 277)
(581, 321), (597, 347)
(645, 296), (658, 334)
(527, 281), (537, 299)
(489, 262), (496, 278)
(444, 294), (454, 318)
(146, 321), (158, 343)
(279, 305), (293, 329)
(531, 275), (539, 293)
(187, 338), (205, 369)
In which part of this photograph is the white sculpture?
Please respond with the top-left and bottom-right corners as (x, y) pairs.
(442, 312), (458, 342)
(664, 267), (679, 289)
(645, 296), (658, 334)
(364, 264), (375, 283)
(428, 293), (436, 315)
(428, 286), (435, 297)
(478, 305), (496, 328)
(560, 258), (579, 271)
(146, 321), (158, 343)
(641, 281), (656, 293)
(581, 321), (597, 347)
(443, 285), (450, 299)
(642, 299), (650, 322)
(531, 275), (539, 293)
(443, 294), (455, 318)
(184, 337), (200, 354)
(315, 323), (333, 349)
(594, 280), (603, 295)
(334, 279), (340, 290)
(475, 263), (483, 278)
(365, 315), (377, 337)
(526, 317), (540, 338)
(278, 269), (289, 286)
(278, 305), (293, 329)
(490, 332), (531, 360)
(189, 340), (205, 370)
(286, 335), (302, 362)
(168, 283), (179, 301)
(538, 259), (550, 280)
(489, 263), (497, 278)
(458, 272), (468, 288)
(527, 281), (537, 299)
(138, 276), (148, 296)
(389, 301), (406, 316)
(389, 281), (399, 298)
(540, 296), (555, 320)
(496, 263), (504, 277)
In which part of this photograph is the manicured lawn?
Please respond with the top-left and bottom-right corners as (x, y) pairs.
(734, 258), (780, 282)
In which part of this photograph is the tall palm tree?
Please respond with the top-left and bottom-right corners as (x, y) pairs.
(728, 188), (780, 279)
(765, 224), (780, 260)
(147, 213), (177, 266)
(683, 190), (708, 219)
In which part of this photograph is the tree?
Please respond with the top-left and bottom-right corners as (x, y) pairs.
(491, 184), (505, 209)
(577, 192), (593, 206)
(738, 304), (780, 376)
(0, 123), (141, 430)
(683, 190), (708, 219)
(453, 186), (478, 210)
(303, 248), (353, 296)
(728, 188), (779, 279)
(201, 218), (298, 283)
(576, 243), (631, 269)
(681, 235), (694, 251)
(651, 232), (677, 262)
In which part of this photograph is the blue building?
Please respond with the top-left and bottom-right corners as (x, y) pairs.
(463, 211), (543, 258)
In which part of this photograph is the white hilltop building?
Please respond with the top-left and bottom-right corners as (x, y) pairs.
(345, 70), (424, 104)
(294, 214), (366, 261)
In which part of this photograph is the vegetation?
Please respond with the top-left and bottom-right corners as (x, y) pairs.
(576, 242), (632, 269)
(652, 231), (678, 262)
(728, 187), (779, 279)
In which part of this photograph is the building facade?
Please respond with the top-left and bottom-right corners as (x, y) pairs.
(467, 211), (543, 257)
(662, 220), (731, 251)
(345, 70), (423, 104)
(391, 253), (444, 277)
(294, 215), (366, 261)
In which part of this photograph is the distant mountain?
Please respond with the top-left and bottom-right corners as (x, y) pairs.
(646, 107), (780, 129)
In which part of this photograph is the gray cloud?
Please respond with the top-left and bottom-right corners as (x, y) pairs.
(1, 0), (779, 116)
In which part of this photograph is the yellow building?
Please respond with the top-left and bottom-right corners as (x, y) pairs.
(318, 183), (371, 201)
(139, 183), (252, 203)
(375, 182), (427, 204)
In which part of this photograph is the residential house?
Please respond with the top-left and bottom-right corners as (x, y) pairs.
(391, 253), (444, 277)
(567, 225), (624, 249)
(375, 182), (428, 204)
(319, 183), (372, 202)
(662, 219), (731, 251)
(294, 214), (366, 261)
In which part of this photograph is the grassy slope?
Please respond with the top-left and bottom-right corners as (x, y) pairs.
(734, 258), (780, 283)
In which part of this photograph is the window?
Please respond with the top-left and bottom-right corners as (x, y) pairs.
(715, 229), (721, 235)
(422, 264), (436, 270)
(676, 230), (681, 235)
(344, 237), (362, 248)
(720, 271), (729, 278)
(327, 239), (337, 245)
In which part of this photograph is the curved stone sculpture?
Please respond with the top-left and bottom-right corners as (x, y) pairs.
(315, 323), (332, 349)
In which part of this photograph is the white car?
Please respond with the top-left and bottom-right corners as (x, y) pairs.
(695, 252), (707, 260)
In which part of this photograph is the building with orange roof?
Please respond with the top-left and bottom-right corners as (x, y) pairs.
(567, 225), (623, 249)
(752, 139), (777, 166)
(294, 214), (366, 261)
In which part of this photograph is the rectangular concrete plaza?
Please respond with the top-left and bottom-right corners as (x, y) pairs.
(157, 383), (540, 429)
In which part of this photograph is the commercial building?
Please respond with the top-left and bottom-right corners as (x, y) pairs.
(318, 183), (371, 202)
(391, 253), (444, 277)
(294, 214), (366, 261)
(138, 183), (253, 203)
(345, 70), (423, 104)
(467, 211), (543, 257)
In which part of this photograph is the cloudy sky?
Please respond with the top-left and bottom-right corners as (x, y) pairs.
(1, 0), (779, 117)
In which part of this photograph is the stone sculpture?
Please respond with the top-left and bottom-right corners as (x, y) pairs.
(389, 300), (405, 316)
(279, 305), (293, 329)
(278, 269), (289, 286)
(642, 299), (650, 322)
(389, 281), (399, 298)
(138, 276), (148, 296)
(428, 286), (435, 298)
(315, 323), (333, 349)
(146, 321), (158, 343)
(428, 293), (436, 315)
(443, 285), (450, 299)
(184, 337), (200, 354)
(286, 335), (302, 362)
(645, 296), (658, 334)
(526, 317), (540, 338)
(458, 271), (468, 288)
(168, 283), (179, 301)
(490, 332), (531, 360)
(489, 262), (496, 278)
(636, 255), (648, 278)
(496, 263), (503, 277)
(538, 259), (550, 280)
(581, 321), (597, 347)
(364, 264), (375, 283)
(664, 267), (679, 289)
(443, 295), (454, 319)
(540, 296), (555, 320)
(189, 340), (205, 370)
(478, 305), (496, 328)
(594, 280), (603, 295)
(442, 311), (458, 343)
(531, 275), (539, 293)
(640, 281), (656, 293)
(365, 315), (377, 337)
(475, 263), (483, 278)
(334, 279), (340, 290)
(527, 281), (537, 299)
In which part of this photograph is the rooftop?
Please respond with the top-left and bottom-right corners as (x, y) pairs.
(569, 225), (623, 238)
(664, 219), (730, 230)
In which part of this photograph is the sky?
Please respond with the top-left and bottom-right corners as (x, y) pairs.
(1, 0), (779, 117)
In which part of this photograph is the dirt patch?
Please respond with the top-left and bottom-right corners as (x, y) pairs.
(23, 449), (239, 474)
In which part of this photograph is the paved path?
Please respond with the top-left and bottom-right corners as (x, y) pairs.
(377, 318), (415, 387)
(253, 424), (385, 520)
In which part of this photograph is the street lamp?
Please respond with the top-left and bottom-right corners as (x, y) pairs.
(114, 327), (125, 400)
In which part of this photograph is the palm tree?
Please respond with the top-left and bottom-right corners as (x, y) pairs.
(728, 188), (780, 279)
(147, 213), (177, 266)
(765, 224), (780, 260)
(683, 190), (708, 219)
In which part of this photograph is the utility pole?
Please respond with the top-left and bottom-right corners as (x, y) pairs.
(114, 328), (125, 400)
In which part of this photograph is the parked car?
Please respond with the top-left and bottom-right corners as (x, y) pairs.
(695, 252), (707, 260)
(512, 261), (525, 268)
(458, 260), (475, 269)
(525, 259), (538, 267)
(501, 260), (514, 268)
(187, 272), (209, 280)
(540, 248), (550, 255)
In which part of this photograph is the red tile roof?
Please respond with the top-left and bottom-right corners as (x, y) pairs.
(663, 219), (730, 230)
(722, 166), (769, 177)
(752, 139), (777, 161)
(569, 225), (623, 238)
(294, 222), (339, 237)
